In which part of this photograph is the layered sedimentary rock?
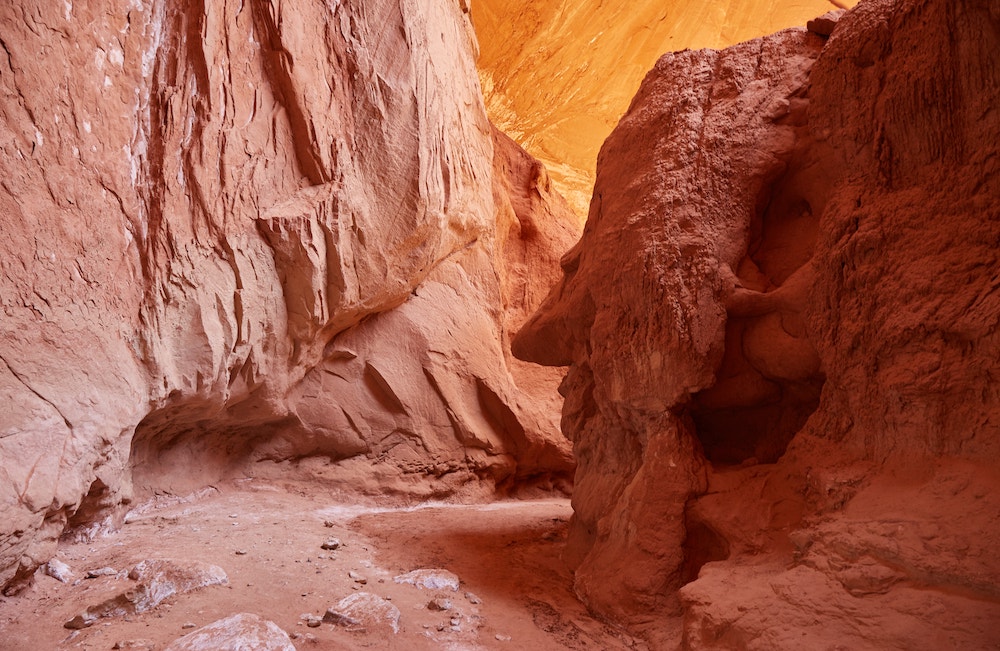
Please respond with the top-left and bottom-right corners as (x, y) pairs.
(473, 0), (858, 217)
(0, 0), (578, 593)
(516, 0), (1000, 646)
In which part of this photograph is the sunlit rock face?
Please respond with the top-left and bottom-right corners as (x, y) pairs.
(515, 0), (1000, 646)
(0, 0), (578, 593)
(473, 0), (857, 219)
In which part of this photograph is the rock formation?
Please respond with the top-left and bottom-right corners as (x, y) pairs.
(473, 0), (859, 217)
(0, 0), (578, 594)
(162, 613), (296, 651)
(515, 0), (1000, 646)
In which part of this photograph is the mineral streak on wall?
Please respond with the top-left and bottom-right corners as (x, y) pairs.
(472, 0), (858, 218)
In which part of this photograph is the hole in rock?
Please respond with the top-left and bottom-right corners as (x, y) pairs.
(690, 158), (828, 466)
(64, 478), (114, 533)
(680, 514), (731, 584)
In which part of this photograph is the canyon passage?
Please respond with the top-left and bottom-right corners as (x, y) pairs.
(1, 0), (999, 649)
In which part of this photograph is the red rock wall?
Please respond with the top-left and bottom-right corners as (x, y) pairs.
(0, 0), (578, 593)
(515, 0), (1000, 646)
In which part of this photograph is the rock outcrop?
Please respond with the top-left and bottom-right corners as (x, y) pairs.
(515, 0), (1000, 646)
(0, 0), (578, 593)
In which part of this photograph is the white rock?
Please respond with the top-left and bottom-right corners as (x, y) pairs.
(44, 559), (73, 583)
(324, 591), (400, 634)
(393, 568), (460, 591)
(163, 613), (295, 651)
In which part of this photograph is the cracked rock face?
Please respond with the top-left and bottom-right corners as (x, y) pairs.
(0, 0), (578, 593)
(516, 0), (1000, 645)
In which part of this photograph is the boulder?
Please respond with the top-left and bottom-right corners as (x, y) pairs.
(64, 559), (227, 629)
(323, 592), (401, 635)
(163, 613), (295, 651)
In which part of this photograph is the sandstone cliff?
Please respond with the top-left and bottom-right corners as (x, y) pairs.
(473, 0), (858, 217)
(0, 0), (578, 593)
(515, 0), (1000, 646)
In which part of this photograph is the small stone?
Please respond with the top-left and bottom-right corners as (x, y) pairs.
(44, 559), (73, 583)
(235, 550), (248, 555)
(496, 633), (512, 641)
(323, 520), (335, 528)
(348, 570), (367, 584)
(303, 615), (322, 628)
(321, 538), (341, 551)
(464, 591), (482, 604)
(86, 567), (117, 578)
(229, 514), (238, 518)
(427, 598), (452, 611)
(64, 613), (97, 630)
(112, 640), (155, 650)
(181, 622), (196, 629)
(393, 568), (459, 591)
(450, 617), (461, 626)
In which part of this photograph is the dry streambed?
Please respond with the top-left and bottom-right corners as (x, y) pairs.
(0, 481), (646, 650)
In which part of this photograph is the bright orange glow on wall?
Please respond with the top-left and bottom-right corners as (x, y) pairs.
(473, 0), (858, 219)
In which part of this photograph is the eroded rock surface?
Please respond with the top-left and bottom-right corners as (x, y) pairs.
(64, 559), (228, 629)
(516, 0), (1000, 646)
(0, 0), (578, 593)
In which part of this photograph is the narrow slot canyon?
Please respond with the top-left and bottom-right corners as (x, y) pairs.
(2, 0), (999, 650)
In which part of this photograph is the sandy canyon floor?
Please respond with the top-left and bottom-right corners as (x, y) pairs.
(0, 480), (650, 650)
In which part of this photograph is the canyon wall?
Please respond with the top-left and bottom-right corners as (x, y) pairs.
(0, 0), (578, 593)
(473, 0), (858, 217)
(515, 0), (1000, 647)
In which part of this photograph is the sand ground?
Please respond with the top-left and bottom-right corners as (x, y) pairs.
(0, 479), (649, 650)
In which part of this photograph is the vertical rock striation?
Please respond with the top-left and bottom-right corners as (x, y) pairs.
(0, 0), (578, 593)
(515, 0), (1000, 646)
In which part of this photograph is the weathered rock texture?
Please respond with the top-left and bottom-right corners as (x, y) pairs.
(0, 0), (578, 593)
(473, 0), (859, 217)
(162, 613), (295, 651)
(64, 559), (228, 629)
(515, 0), (1000, 646)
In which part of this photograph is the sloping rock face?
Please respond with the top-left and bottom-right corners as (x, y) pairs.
(0, 0), (577, 593)
(515, 0), (1000, 646)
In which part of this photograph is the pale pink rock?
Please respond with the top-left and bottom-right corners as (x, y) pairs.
(64, 559), (228, 629)
(0, 0), (577, 593)
(162, 613), (295, 651)
(393, 568), (461, 591)
(323, 591), (401, 634)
